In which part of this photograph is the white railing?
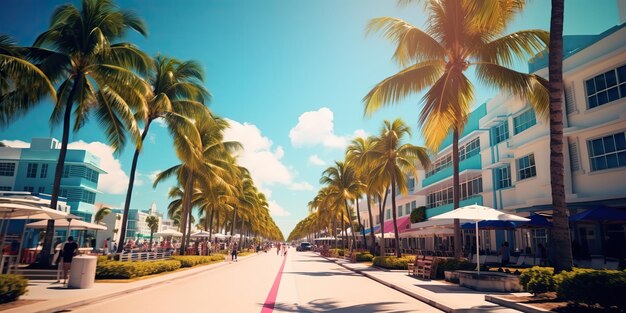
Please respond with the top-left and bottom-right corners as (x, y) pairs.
(118, 251), (172, 262)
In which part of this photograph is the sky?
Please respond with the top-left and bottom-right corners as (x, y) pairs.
(0, 0), (621, 237)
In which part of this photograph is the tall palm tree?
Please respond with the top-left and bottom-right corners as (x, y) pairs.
(92, 206), (111, 248)
(0, 35), (56, 125)
(145, 215), (159, 248)
(118, 55), (210, 251)
(366, 119), (430, 257)
(346, 136), (377, 250)
(548, 0), (572, 273)
(29, 0), (151, 265)
(364, 0), (549, 259)
(320, 161), (363, 252)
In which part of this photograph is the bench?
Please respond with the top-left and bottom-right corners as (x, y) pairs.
(408, 255), (437, 279)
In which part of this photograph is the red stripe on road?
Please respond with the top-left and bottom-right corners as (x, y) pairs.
(261, 254), (287, 313)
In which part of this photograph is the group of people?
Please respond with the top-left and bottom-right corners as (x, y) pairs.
(275, 242), (288, 256)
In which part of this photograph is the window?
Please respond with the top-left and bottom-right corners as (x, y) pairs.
(426, 176), (483, 208)
(23, 186), (34, 192)
(408, 177), (415, 191)
(496, 166), (512, 189)
(517, 154), (537, 180)
(63, 166), (70, 178)
(585, 64), (626, 109)
(40, 164), (48, 178)
(0, 163), (16, 176)
(492, 122), (509, 145)
(513, 109), (537, 134)
(27, 163), (38, 178)
(386, 209), (390, 220)
(588, 132), (626, 171)
(38, 186), (45, 193)
(0, 186), (12, 191)
(81, 191), (96, 204)
(459, 138), (481, 161)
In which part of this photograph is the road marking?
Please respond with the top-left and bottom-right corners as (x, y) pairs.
(260, 254), (287, 313)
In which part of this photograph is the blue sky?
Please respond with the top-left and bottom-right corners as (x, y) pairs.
(0, 0), (621, 237)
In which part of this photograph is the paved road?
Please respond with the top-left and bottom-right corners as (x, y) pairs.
(73, 249), (440, 313)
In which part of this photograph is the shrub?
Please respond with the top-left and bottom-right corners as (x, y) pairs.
(171, 255), (225, 267)
(410, 206), (426, 223)
(238, 251), (253, 257)
(557, 269), (626, 308)
(0, 274), (28, 304)
(96, 260), (181, 279)
(328, 249), (344, 257)
(519, 266), (555, 295)
(355, 252), (374, 262)
(435, 259), (476, 279)
(372, 256), (415, 270)
(97, 255), (110, 264)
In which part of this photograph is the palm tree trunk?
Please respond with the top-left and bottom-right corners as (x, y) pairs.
(355, 198), (367, 250)
(118, 120), (152, 253)
(344, 200), (358, 252)
(149, 231), (153, 247)
(390, 180), (401, 258)
(333, 219), (338, 249)
(231, 208), (238, 237)
(378, 189), (389, 256)
(208, 207), (214, 242)
(185, 202), (193, 248)
(549, 0), (572, 273)
(238, 218), (244, 250)
(452, 128), (462, 260)
(179, 170), (193, 254)
(40, 74), (81, 266)
(366, 194), (375, 251)
(341, 212), (346, 249)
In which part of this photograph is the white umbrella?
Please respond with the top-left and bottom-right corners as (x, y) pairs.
(212, 232), (228, 239)
(430, 204), (529, 274)
(190, 231), (211, 238)
(154, 229), (183, 237)
(26, 219), (106, 231)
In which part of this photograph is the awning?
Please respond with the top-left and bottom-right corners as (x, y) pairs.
(362, 225), (380, 235)
(570, 205), (626, 223)
(375, 216), (411, 234)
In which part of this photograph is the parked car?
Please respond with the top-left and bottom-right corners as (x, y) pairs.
(296, 242), (312, 251)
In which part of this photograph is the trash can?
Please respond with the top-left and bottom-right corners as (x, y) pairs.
(68, 255), (97, 289)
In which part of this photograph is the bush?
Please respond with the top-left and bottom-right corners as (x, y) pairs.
(372, 256), (415, 270)
(519, 266), (555, 295)
(170, 255), (225, 268)
(328, 249), (344, 257)
(355, 252), (374, 262)
(435, 259), (476, 279)
(0, 274), (28, 304)
(557, 269), (626, 308)
(96, 260), (181, 279)
(410, 206), (426, 223)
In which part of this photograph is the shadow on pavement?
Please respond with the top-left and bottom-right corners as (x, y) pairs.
(454, 305), (508, 312)
(267, 299), (422, 313)
(283, 271), (360, 277)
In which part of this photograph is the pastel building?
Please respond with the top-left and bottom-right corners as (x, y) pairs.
(0, 138), (105, 221)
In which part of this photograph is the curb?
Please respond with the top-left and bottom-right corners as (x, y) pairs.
(318, 254), (454, 313)
(14, 253), (259, 313)
(485, 295), (550, 313)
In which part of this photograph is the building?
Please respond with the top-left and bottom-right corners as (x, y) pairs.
(0, 138), (106, 221)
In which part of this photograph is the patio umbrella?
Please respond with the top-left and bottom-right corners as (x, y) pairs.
(461, 220), (517, 229)
(25, 219), (106, 231)
(154, 229), (183, 237)
(430, 204), (529, 274)
(569, 205), (626, 256)
(190, 231), (212, 238)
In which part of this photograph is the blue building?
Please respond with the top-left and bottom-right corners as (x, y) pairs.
(0, 138), (106, 221)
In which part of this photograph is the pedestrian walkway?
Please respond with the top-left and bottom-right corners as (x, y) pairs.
(325, 256), (523, 313)
(3, 254), (251, 313)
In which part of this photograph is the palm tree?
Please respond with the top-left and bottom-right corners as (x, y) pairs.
(29, 0), (151, 265)
(366, 119), (430, 258)
(320, 161), (363, 252)
(364, 0), (549, 259)
(548, 0), (572, 273)
(145, 215), (159, 248)
(118, 55), (210, 252)
(0, 35), (56, 125)
(92, 206), (111, 248)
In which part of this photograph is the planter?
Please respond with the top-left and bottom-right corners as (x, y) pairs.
(457, 271), (522, 292)
(444, 270), (460, 283)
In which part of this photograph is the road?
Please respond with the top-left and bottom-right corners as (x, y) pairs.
(73, 249), (441, 312)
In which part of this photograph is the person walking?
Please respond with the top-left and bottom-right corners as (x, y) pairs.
(231, 242), (238, 262)
(276, 242), (281, 256)
(61, 236), (79, 285)
(499, 242), (510, 266)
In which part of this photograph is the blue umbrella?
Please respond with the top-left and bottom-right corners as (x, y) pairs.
(569, 205), (626, 223)
(515, 214), (552, 228)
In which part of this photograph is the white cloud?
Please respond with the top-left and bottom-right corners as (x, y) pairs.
(154, 118), (167, 128)
(147, 170), (162, 184)
(67, 141), (130, 195)
(289, 107), (366, 149)
(1, 140), (30, 148)
(268, 200), (290, 217)
(288, 181), (314, 191)
(308, 154), (326, 166)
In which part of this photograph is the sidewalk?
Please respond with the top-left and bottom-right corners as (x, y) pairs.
(326, 256), (525, 313)
(4, 253), (255, 313)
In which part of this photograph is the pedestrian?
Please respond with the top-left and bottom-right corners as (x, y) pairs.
(276, 242), (281, 255)
(499, 242), (510, 266)
(231, 242), (238, 262)
(537, 243), (548, 266)
(61, 236), (79, 285)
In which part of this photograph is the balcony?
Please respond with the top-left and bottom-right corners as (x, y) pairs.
(425, 195), (483, 219)
(423, 153), (482, 187)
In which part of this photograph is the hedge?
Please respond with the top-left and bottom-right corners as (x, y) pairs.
(0, 274), (28, 304)
(435, 259), (476, 279)
(519, 266), (626, 308)
(372, 256), (415, 270)
(328, 249), (345, 257)
(355, 252), (374, 262)
(96, 260), (181, 279)
(170, 255), (225, 267)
